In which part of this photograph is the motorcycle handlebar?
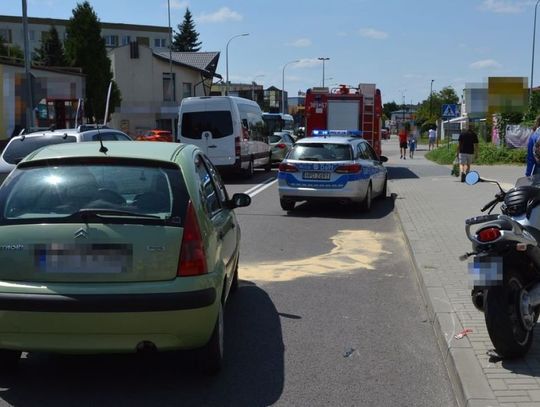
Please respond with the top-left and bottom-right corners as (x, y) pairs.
(481, 197), (501, 212)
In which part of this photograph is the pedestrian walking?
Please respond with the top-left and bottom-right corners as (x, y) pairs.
(408, 130), (417, 158)
(399, 127), (408, 159)
(525, 115), (540, 176)
(428, 128), (436, 151)
(457, 122), (479, 182)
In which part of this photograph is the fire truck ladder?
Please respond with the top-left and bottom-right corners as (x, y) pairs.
(362, 95), (375, 147)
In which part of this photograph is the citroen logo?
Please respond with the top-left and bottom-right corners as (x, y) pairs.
(74, 228), (88, 239)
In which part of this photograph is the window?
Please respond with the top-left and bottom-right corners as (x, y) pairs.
(137, 36), (149, 46)
(195, 156), (221, 216)
(41, 31), (49, 42)
(29, 30), (35, 41)
(182, 83), (192, 99)
(359, 143), (377, 161)
(0, 29), (11, 43)
(162, 72), (176, 102)
(202, 156), (229, 204)
(104, 35), (119, 47)
(289, 143), (353, 161)
(154, 38), (166, 48)
(239, 104), (266, 142)
(181, 111), (233, 139)
(121, 35), (131, 46)
(3, 137), (77, 165)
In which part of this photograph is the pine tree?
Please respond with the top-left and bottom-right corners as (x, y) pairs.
(172, 8), (202, 52)
(33, 26), (67, 66)
(64, 1), (120, 122)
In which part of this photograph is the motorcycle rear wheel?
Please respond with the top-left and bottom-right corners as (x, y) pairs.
(485, 271), (534, 359)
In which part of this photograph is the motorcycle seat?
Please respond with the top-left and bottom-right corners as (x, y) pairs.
(504, 186), (540, 217)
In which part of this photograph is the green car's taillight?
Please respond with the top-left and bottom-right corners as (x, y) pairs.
(178, 201), (207, 277)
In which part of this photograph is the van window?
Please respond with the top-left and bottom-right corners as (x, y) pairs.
(181, 111), (233, 139)
(238, 104), (266, 142)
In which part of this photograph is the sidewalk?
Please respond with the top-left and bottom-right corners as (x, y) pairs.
(385, 138), (540, 407)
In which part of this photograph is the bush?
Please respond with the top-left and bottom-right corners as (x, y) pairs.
(425, 142), (526, 165)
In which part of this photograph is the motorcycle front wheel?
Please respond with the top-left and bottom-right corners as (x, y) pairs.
(485, 271), (534, 359)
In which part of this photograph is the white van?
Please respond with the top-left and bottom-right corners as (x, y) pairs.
(178, 96), (271, 177)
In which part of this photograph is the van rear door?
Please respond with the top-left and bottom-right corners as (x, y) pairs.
(179, 98), (235, 166)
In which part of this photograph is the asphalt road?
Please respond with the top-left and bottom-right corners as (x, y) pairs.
(0, 163), (457, 407)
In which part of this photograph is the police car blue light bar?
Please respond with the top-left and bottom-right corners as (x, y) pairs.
(311, 129), (363, 137)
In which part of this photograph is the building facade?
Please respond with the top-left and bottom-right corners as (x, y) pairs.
(0, 15), (170, 57)
(108, 44), (219, 137)
(0, 59), (85, 139)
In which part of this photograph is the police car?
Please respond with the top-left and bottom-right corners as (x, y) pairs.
(277, 130), (388, 211)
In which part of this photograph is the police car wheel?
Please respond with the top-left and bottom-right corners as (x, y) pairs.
(360, 184), (372, 212)
(280, 198), (295, 211)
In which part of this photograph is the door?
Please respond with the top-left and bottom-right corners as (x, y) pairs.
(360, 142), (385, 193)
(194, 154), (236, 274)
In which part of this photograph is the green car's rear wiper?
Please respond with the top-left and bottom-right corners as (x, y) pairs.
(69, 208), (162, 220)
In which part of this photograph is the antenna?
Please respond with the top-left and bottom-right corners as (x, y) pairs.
(98, 134), (108, 154)
(103, 81), (113, 126)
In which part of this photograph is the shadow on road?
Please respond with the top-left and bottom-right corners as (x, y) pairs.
(282, 193), (396, 220)
(0, 285), (284, 407)
(387, 166), (420, 180)
(221, 169), (277, 186)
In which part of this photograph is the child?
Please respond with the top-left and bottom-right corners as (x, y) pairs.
(408, 131), (417, 159)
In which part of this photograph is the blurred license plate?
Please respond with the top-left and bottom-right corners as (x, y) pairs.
(35, 244), (132, 274)
(303, 171), (331, 180)
(468, 256), (503, 287)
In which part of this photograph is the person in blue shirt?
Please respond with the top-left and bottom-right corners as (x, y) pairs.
(525, 116), (540, 176)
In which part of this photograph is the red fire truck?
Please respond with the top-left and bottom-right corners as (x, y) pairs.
(304, 84), (383, 156)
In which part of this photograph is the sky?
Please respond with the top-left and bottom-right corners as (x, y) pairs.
(2, 0), (538, 105)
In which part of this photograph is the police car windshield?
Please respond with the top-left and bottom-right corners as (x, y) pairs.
(289, 143), (352, 161)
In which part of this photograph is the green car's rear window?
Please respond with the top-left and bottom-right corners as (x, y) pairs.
(0, 163), (189, 226)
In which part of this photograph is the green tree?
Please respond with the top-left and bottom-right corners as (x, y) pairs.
(382, 101), (399, 121)
(64, 1), (120, 122)
(415, 86), (460, 128)
(172, 8), (202, 52)
(33, 26), (67, 66)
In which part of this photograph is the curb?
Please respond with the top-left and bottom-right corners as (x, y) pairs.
(390, 188), (500, 407)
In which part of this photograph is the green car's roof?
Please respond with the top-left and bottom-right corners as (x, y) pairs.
(22, 141), (190, 164)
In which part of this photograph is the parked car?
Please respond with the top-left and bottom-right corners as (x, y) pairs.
(278, 130), (388, 212)
(0, 126), (132, 184)
(136, 129), (173, 142)
(269, 131), (295, 162)
(178, 96), (271, 178)
(0, 141), (251, 374)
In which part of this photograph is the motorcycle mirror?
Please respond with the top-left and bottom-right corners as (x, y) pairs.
(465, 171), (481, 185)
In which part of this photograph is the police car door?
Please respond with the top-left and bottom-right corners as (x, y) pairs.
(359, 142), (385, 194)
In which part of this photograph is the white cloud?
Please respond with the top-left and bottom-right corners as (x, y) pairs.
(287, 38), (312, 47)
(480, 0), (525, 13)
(359, 28), (388, 40)
(469, 59), (502, 69)
(197, 7), (243, 23)
(167, 0), (189, 10)
(293, 59), (322, 68)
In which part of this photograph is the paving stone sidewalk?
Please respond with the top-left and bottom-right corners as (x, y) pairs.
(384, 138), (540, 407)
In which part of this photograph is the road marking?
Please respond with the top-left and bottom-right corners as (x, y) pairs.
(245, 177), (277, 197)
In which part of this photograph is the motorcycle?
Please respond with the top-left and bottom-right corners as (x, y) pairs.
(461, 171), (540, 358)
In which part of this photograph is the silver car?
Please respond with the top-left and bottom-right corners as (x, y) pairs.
(0, 126), (132, 184)
(277, 132), (388, 212)
(269, 131), (295, 162)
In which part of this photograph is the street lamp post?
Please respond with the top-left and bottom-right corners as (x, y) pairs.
(225, 33), (249, 96)
(532, 1), (540, 102)
(282, 60), (299, 114)
(429, 79), (434, 120)
(22, 0), (33, 131)
(317, 57), (330, 88)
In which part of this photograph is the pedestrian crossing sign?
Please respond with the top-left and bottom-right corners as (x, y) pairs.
(442, 104), (459, 118)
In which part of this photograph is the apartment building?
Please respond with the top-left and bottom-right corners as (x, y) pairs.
(108, 43), (220, 137)
(0, 15), (170, 55)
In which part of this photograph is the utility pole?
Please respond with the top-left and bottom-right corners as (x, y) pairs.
(22, 0), (33, 131)
(429, 79), (434, 120)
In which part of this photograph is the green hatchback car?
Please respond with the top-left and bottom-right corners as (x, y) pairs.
(0, 141), (250, 374)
